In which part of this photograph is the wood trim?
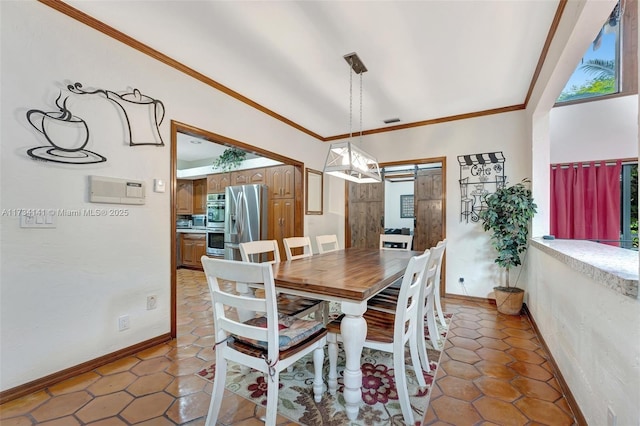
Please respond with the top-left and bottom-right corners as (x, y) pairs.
(324, 105), (525, 142)
(0, 333), (172, 405)
(443, 293), (497, 305)
(170, 120), (305, 341)
(170, 122), (178, 338)
(294, 164), (304, 236)
(524, 0), (568, 107)
(172, 121), (303, 168)
(37, 0), (324, 141)
(38, 1), (556, 141)
(40, 0), (575, 143)
(522, 304), (587, 426)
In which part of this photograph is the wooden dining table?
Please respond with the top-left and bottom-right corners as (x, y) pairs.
(271, 247), (421, 421)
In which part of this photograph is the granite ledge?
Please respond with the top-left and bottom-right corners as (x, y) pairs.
(530, 238), (638, 299)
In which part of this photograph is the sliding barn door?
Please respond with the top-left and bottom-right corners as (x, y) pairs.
(347, 181), (384, 248)
(414, 169), (443, 251)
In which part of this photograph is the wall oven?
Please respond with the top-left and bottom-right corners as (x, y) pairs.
(207, 193), (225, 227)
(206, 228), (225, 257)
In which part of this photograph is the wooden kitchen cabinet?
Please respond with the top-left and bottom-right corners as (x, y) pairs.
(231, 168), (265, 186)
(266, 165), (295, 199)
(269, 198), (295, 256)
(207, 173), (230, 194)
(180, 233), (206, 269)
(176, 179), (193, 214)
(192, 178), (207, 214)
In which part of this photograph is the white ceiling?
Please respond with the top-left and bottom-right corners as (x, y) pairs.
(65, 0), (561, 139)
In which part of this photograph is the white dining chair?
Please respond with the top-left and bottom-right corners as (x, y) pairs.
(283, 236), (330, 323)
(369, 240), (447, 355)
(433, 239), (448, 326)
(239, 240), (325, 321)
(379, 234), (413, 251)
(315, 234), (339, 254)
(283, 236), (313, 260)
(200, 257), (327, 425)
(326, 250), (431, 425)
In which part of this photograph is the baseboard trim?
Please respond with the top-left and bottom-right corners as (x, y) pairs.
(522, 304), (587, 426)
(443, 292), (496, 305)
(0, 333), (172, 405)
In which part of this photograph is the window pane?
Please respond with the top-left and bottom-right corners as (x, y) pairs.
(621, 164), (638, 250)
(557, 3), (621, 103)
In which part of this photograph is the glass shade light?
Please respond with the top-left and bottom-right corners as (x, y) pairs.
(323, 141), (381, 183)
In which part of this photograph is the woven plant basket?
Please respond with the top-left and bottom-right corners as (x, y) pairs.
(494, 287), (524, 315)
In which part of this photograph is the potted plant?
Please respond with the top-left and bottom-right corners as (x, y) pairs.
(480, 178), (537, 315)
(212, 147), (246, 172)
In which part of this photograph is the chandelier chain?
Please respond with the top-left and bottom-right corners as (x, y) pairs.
(359, 71), (363, 144)
(349, 57), (353, 138)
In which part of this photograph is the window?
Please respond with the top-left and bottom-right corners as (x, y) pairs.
(621, 163), (638, 250)
(557, 2), (621, 103)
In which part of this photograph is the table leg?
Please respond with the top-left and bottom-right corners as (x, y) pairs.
(340, 301), (367, 421)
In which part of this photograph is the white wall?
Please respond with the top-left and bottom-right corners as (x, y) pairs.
(360, 111), (531, 299)
(550, 95), (638, 163)
(527, 245), (640, 425)
(0, 1), (328, 390)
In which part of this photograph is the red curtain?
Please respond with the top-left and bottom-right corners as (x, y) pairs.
(550, 160), (621, 245)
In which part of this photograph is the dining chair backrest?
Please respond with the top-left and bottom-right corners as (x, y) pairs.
(315, 234), (339, 254)
(432, 239), (448, 326)
(239, 240), (281, 264)
(393, 250), (430, 342)
(379, 234), (413, 251)
(427, 240), (446, 277)
(283, 236), (313, 260)
(201, 257), (279, 363)
(200, 255), (327, 424)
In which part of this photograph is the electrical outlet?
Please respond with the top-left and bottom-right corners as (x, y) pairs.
(118, 315), (130, 331)
(607, 406), (616, 426)
(147, 295), (157, 310)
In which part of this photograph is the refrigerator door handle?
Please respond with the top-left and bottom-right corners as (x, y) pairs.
(237, 191), (245, 241)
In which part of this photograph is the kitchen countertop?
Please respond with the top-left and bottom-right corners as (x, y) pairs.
(177, 228), (208, 234)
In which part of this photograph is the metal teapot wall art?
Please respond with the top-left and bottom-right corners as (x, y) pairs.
(25, 81), (165, 165)
(67, 82), (165, 147)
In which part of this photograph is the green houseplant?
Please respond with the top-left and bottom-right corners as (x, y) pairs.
(212, 148), (246, 172)
(480, 178), (537, 315)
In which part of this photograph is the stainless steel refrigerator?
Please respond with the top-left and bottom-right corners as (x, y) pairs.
(224, 184), (268, 261)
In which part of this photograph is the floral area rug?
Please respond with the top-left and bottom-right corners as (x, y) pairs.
(197, 314), (451, 425)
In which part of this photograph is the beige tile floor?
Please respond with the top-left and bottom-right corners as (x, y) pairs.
(0, 268), (579, 425)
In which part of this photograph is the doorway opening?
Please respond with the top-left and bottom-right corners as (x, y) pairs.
(345, 156), (446, 292)
(170, 120), (304, 337)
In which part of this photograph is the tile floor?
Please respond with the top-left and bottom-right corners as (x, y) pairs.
(0, 268), (579, 425)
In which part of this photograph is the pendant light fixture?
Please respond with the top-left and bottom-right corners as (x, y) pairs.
(323, 52), (381, 183)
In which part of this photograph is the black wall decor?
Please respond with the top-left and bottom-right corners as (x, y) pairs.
(67, 82), (165, 147)
(26, 92), (107, 164)
(458, 151), (506, 223)
(400, 194), (414, 218)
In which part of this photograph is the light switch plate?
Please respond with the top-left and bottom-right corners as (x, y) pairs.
(20, 214), (56, 228)
(154, 179), (166, 193)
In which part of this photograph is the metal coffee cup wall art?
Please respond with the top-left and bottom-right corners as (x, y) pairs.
(26, 92), (107, 164)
